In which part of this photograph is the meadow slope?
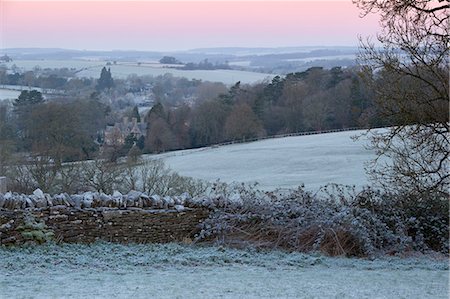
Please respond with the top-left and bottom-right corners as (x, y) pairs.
(154, 130), (376, 190)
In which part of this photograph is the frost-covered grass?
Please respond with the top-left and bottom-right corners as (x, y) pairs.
(155, 130), (374, 190)
(0, 243), (448, 299)
(0, 89), (21, 100)
(0, 85), (45, 101)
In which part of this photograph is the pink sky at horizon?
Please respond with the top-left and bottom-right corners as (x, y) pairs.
(0, 1), (380, 51)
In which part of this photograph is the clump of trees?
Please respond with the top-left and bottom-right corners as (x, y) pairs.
(180, 59), (231, 70)
(5, 155), (207, 197)
(0, 66), (77, 89)
(0, 90), (110, 170)
(139, 67), (375, 153)
(159, 56), (182, 64)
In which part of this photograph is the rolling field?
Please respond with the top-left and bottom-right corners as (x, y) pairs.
(0, 89), (21, 101)
(76, 64), (273, 84)
(155, 130), (376, 191)
(3, 60), (274, 84)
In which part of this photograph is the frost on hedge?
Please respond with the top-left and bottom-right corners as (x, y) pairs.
(193, 182), (449, 256)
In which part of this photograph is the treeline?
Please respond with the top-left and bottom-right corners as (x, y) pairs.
(0, 66), (85, 89)
(0, 91), (110, 170)
(0, 66), (116, 92)
(159, 56), (231, 70)
(179, 59), (231, 70)
(143, 66), (378, 152)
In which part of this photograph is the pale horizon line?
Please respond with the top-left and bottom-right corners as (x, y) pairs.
(0, 44), (361, 53)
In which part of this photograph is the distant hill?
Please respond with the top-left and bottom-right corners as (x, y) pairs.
(0, 46), (359, 74)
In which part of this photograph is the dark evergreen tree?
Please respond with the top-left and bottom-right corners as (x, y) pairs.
(145, 102), (165, 121)
(13, 90), (44, 150)
(13, 90), (44, 109)
(96, 67), (114, 91)
(136, 136), (145, 150)
(122, 134), (137, 154)
(131, 106), (141, 122)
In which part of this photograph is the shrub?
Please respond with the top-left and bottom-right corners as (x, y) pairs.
(194, 183), (448, 256)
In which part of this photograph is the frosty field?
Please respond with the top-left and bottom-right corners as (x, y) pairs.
(0, 89), (21, 101)
(3, 59), (274, 84)
(155, 130), (375, 191)
(0, 85), (47, 101)
(0, 243), (447, 299)
(76, 64), (273, 84)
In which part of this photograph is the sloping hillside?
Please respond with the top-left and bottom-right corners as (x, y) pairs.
(154, 130), (376, 190)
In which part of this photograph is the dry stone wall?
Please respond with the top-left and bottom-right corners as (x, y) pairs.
(0, 189), (211, 246)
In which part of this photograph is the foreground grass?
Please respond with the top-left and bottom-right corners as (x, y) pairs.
(0, 243), (448, 298)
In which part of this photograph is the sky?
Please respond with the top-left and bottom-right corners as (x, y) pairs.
(0, 0), (380, 51)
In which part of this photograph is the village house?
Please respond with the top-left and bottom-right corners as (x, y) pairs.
(104, 117), (147, 146)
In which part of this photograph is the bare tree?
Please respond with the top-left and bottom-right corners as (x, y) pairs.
(145, 118), (177, 153)
(81, 158), (123, 194)
(139, 159), (171, 195)
(194, 81), (227, 104)
(224, 103), (265, 141)
(7, 154), (57, 194)
(354, 0), (449, 195)
(280, 81), (307, 132)
(132, 159), (208, 196)
(57, 162), (85, 193)
(303, 91), (331, 131)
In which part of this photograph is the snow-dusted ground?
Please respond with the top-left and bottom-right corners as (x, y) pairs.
(3, 60), (274, 84)
(76, 65), (273, 84)
(154, 130), (375, 190)
(285, 54), (356, 62)
(0, 243), (447, 299)
(0, 85), (47, 101)
(0, 89), (20, 101)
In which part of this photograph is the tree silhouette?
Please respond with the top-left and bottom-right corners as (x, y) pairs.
(13, 90), (44, 109)
(96, 67), (114, 91)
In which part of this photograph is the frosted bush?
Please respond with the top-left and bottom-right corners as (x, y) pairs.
(195, 183), (448, 256)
